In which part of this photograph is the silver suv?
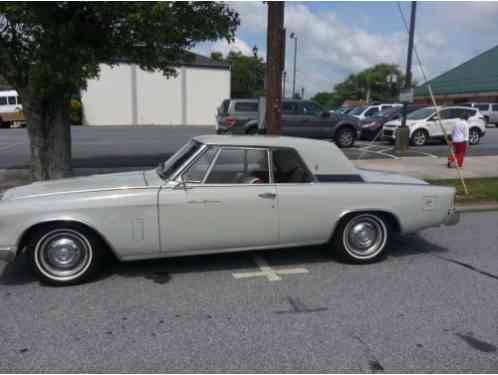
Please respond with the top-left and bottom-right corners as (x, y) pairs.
(461, 103), (498, 127)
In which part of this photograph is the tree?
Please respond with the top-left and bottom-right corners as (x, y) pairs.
(210, 49), (265, 98)
(0, 3), (239, 180)
(310, 92), (340, 109)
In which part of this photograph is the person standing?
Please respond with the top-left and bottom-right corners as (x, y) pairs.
(448, 113), (469, 168)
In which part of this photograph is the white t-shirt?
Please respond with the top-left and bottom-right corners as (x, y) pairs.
(452, 119), (469, 143)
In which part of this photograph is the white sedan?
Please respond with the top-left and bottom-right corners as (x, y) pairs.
(0, 135), (459, 285)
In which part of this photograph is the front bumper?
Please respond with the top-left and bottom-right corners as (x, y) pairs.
(444, 209), (460, 226)
(0, 246), (17, 263)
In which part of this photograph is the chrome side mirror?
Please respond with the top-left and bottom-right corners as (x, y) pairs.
(170, 177), (187, 190)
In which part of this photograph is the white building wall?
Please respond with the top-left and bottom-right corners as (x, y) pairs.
(81, 64), (133, 125)
(186, 67), (230, 126)
(82, 63), (229, 126)
(136, 68), (182, 125)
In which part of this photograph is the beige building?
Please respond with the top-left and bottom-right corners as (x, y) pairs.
(81, 54), (230, 126)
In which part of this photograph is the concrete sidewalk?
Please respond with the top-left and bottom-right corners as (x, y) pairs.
(354, 155), (498, 180)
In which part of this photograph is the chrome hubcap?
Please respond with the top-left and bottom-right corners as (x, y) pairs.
(36, 230), (92, 280)
(470, 131), (479, 144)
(339, 131), (353, 146)
(343, 215), (387, 259)
(414, 131), (426, 145)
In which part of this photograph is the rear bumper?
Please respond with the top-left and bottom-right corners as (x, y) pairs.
(0, 246), (17, 263)
(444, 209), (460, 226)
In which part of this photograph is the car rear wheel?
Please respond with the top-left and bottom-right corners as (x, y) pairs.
(410, 129), (428, 146)
(469, 128), (480, 145)
(246, 126), (258, 135)
(29, 224), (103, 285)
(335, 127), (355, 148)
(333, 213), (389, 263)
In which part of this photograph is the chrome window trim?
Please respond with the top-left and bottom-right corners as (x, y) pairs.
(201, 146), (272, 185)
(180, 146), (219, 184)
(169, 143), (208, 182)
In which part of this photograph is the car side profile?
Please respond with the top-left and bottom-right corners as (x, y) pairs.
(460, 102), (498, 127)
(216, 99), (360, 148)
(0, 135), (458, 286)
(382, 106), (486, 146)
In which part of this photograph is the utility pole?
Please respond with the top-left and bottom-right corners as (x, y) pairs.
(290, 32), (298, 98)
(265, 2), (285, 135)
(395, 1), (417, 154)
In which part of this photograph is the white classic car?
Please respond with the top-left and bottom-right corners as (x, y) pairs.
(0, 135), (459, 285)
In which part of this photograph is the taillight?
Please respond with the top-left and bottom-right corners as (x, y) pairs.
(224, 117), (236, 128)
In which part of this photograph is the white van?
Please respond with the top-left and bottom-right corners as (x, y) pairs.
(0, 90), (24, 128)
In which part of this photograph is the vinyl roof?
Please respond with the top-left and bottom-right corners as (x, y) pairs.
(415, 45), (498, 97)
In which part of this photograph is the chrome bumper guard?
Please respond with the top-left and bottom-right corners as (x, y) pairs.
(0, 246), (16, 263)
(444, 209), (460, 226)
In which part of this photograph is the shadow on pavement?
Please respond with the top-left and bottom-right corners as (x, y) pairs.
(1, 233), (449, 286)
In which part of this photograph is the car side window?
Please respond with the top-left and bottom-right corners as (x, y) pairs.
(272, 148), (313, 183)
(205, 148), (270, 184)
(182, 147), (218, 183)
(492, 104), (498, 111)
(7, 96), (16, 105)
(0, 97), (6, 106)
(300, 102), (322, 116)
(365, 107), (379, 116)
(434, 109), (451, 120)
(475, 104), (489, 111)
(282, 102), (298, 115)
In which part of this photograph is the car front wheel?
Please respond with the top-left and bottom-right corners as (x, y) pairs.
(335, 127), (355, 148)
(469, 128), (481, 145)
(333, 213), (389, 263)
(29, 224), (103, 285)
(410, 129), (428, 146)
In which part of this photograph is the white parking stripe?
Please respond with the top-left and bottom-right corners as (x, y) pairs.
(232, 255), (309, 282)
(0, 142), (26, 152)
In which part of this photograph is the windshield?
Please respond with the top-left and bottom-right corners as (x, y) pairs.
(407, 107), (435, 120)
(157, 140), (203, 180)
(349, 106), (366, 115)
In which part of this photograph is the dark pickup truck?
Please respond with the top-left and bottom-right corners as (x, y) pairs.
(216, 99), (361, 148)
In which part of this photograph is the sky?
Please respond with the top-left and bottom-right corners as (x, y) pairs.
(194, 1), (498, 98)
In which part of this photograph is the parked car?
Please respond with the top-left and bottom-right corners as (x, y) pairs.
(217, 99), (361, 148)
(349, 103), (403, 120)
(0, 90), (24, 128)
(0, 135), (459, 285)
(359, 105), (426, 141)
(382, 106), (486, 146)
(332, 107), (353, 115)
(460, 102), (498, 127)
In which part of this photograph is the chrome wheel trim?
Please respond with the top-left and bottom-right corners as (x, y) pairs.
(469, 129), (479, 145)
(338, 130), (354, 147)
(34, 229), (93, 282)
(413, 130), (427, 146)
(343, 214), (387, 259)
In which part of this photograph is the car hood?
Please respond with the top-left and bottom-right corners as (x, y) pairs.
(359, 169), (428, 185)
(2, 171), (148, 201)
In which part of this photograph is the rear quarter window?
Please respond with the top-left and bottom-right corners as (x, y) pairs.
(475, 104), (489, 111)
(234, 102), (259, 112)
(0, 97), (6, 106)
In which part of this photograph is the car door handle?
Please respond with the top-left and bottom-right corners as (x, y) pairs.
(258, 192), (277, 200)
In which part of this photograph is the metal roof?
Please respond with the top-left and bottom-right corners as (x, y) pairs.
(193, 135), (358, 176)
(415, 45), (498, 97)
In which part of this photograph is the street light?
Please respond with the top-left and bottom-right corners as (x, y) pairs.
(290, 32), (298, 98)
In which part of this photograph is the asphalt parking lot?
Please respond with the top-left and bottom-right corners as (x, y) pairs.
(1, 126), (498, 170)
(1, 211), (497, 372)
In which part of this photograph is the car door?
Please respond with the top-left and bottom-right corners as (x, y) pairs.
(430, 108), (452, 137)
(271, 147), (330, 245)
(158, 146), (279, 253)
(281, 101), (305, 137)
(300, 101), (332, 139)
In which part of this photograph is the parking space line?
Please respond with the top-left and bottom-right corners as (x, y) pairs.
(356, 145), (399, 160)
(0, 141), (26, 152)
(232, 254), (309, 282)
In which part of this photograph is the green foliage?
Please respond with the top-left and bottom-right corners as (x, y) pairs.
(210, 50), (264, 98)
(0, 3), (240, 98)
(315, 64), (406, 109)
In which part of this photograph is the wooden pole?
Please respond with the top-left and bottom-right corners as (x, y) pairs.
(265, 2), (285, 135)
